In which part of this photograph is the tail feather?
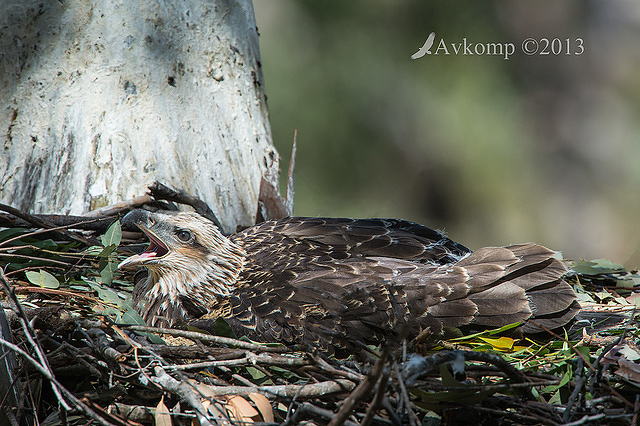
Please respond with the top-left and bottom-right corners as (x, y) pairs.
(525, 280), (578, 316)
(444, 243), (579, 332)
(522, 301), (582, 333)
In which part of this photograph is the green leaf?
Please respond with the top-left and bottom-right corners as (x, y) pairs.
(573, 259), (626, 275)
(439, 363), (460, 387)
(117, 308), (147, 325)
(100, 261), (118, 285)
(0, 227), (28, 242)
(541, 366), (573, 393)
(29, 239), (58, 250)
(448, 321), (522, 342)
(97, 245), (117, 258)
(84, 280), (122, 306)
(25, 270), (60, 289)
(83, 245), (107, 255)
(69, 285), (91, 291)
(487, 322), (522, 335)
(246, 367), (267, 381)
(101, 220), (122, 248)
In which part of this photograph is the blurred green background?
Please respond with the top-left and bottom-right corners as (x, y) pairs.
(253, 1), (640, 266)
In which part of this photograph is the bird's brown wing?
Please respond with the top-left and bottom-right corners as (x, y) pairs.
(205, 218), (578, 353)
(204, 242), (578, 355)
(206, 257), (450, 355)
(234, 217), (471, 266)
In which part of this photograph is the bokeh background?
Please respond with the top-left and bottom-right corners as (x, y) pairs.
(253, 1), (640, 267)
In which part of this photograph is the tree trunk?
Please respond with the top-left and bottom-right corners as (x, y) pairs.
(0, 0), (277, 232)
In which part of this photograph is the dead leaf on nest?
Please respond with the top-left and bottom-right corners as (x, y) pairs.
(155, 396), (172, 426)
(614, 359), (640, 385)
(188, 379), (274, 423)
(227, 395), (260, 423)
(248, 392), (274, 422)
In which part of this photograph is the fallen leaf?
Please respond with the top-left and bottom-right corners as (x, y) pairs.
(478, 336), (515, 351)
(619, 345), (640, 361)
(248, 393), (274, 422)
(573, 259), (626, 275)
(25, 270), (60, 289)
(227, 395), (258, 423)
(614, 359), (640, 385)
(155, 396), (172, 426)
(626, 293), (640, 307)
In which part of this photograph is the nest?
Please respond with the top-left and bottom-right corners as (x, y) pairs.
(0, 184), (639, 425)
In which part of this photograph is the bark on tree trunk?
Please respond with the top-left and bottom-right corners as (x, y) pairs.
(0, 0), (277, 232)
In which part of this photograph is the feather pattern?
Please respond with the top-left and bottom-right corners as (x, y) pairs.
(120, 210), (580, 355)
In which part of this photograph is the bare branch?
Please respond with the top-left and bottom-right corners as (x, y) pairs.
(147, 182), (222, 229)
(122, 325), (297, 353)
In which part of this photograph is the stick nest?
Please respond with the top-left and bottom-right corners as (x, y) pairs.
(0, 189), (639, 426)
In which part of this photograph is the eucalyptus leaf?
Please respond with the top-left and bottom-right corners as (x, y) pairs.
(83, 245), (106, 255)
(30, 239), (58, 250)
(101, 220), (122, 248)
(85, 280), (122, 306)
(25, 270), (60, 289)
(100, 261), (118, 285)
(0, 227), (28, 242)
(573, 259), (626, 275)
(117, 308), (146, 325)
(97, 245), (117, 258)
(69, 285), (91, 291)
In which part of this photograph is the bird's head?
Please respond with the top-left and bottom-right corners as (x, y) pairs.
(118, 209), (245, 326)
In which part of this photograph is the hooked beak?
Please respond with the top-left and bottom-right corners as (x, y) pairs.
(118, 210), (170, 268)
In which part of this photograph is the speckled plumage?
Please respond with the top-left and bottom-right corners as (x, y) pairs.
(119, 210), (580, 355)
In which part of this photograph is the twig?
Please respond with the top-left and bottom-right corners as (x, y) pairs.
(106, 403), (154, 423)
(563, 357), (585, 423)
(361, 369), (390, 426)
(0, 203), (92, 245)
(286, 402), (359, 426)
(473, 406), (558, 425)
(283, 377), (313, 424)
(403, 350), (533, 399)
(394, 363), (419, 426)
(181, 379), (355, 399)
(164, 351), (308, 371)
(0, 335), (115, 425)
(328, 347), (388, 426)
(0, 271), (72, 411)
(0, 253), (76, 268)
(80, 398), (143, 426)
(407, 379), (560, 393)
(150, 366), (214, 426)
(12, 286), (110, 305)
(83, 195), (154, 218)
(312, 355), (364, 382)
(147, 182), (222, 229)
(562, 413), (606, 426)
(0, 213), (117, 232)
(122, 325), (295, 353)
(285, 129), (296, 216)
(139, 344), (245, 360)
(531, 321), (596, 371)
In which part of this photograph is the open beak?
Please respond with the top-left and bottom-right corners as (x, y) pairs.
(118, 210), (170, 269)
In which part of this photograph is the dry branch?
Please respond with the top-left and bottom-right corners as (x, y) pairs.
(122, 325), (297, 353)
(148, 182), (222, 229)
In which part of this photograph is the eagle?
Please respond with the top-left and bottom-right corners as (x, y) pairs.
(119, 209), (580, 355)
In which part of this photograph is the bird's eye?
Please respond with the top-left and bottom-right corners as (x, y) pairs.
(176, 230), (192, 242)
